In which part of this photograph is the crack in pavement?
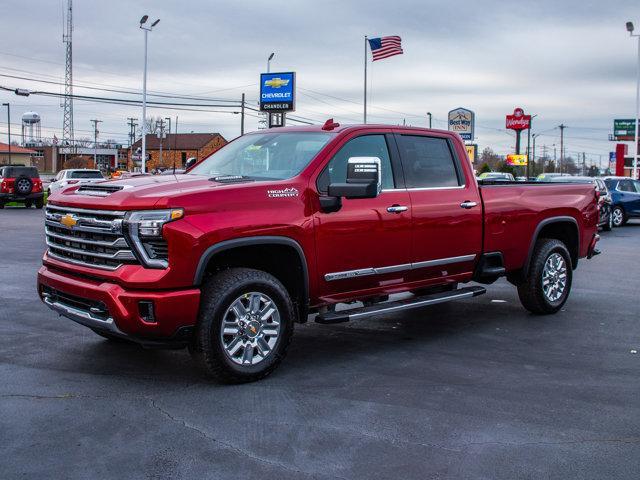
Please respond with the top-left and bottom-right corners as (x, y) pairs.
(148, 397), (349, 480)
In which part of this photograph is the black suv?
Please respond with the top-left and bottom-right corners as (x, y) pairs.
(0, 166), (45, 209)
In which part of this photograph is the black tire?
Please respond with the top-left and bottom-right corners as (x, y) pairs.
(35, 198), (44, 209)
(517, 238), (572, 315)
(191, 268), (295, 383)
(24, 200), (33, 208)
(612, 206), (626, 227)
(0, 202), (4, 209)
(602, 210), (613, 232)
(14, 175), (33, 195)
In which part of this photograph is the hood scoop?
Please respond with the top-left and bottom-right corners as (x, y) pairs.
(75, 184), (125, 197)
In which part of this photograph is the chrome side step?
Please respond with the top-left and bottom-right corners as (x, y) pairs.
(315, 286), (486, 324)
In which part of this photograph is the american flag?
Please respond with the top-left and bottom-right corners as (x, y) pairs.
(368, 36), (403, 61)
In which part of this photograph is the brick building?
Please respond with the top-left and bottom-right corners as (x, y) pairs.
(130, 133), (227, 171)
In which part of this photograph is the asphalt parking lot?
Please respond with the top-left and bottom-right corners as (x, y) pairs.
(1, 207), (639, 479)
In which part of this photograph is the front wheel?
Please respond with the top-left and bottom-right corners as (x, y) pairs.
(517, 238), (572, 315)
(612, 206), (626, 227)
(191, 268), (295, 383)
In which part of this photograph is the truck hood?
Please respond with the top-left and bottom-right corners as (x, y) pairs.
(48, 174), (251, 210)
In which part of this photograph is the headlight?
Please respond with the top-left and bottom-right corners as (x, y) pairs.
(125, 209), (183, 268)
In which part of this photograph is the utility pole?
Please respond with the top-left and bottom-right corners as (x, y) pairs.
(582, 152), (586, 176)
(427, 112), (432, 129)
(164, 117), (172, 166)
(156, 118), (166, 168)
(127, 117), (138, 147)
(2, 103), (11, 166)
(559, 124), (566, 175)
(241, 93), (246, 135)
(542, 144), (548, 173)
(553, 144), (557, 172)
(90, 119), (102, 169)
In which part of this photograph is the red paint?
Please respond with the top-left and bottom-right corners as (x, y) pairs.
(38, 124), (599, 341)
(616, 143), (628, 177)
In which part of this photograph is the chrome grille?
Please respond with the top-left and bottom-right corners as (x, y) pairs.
(45, 205), (138, 270)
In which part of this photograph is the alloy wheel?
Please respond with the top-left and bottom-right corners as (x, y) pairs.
(612, 208), (624, 227)
(220, 292), (280, 366)
(542, 253), (567, 302)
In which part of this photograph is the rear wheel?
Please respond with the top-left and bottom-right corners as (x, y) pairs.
(191, 268), (295, 383)
(24, 200), (33, 208)
(35, 198), (44, 209)
(517, 238), (572, 315)
(0, 202), (4, 209)
(612, 206), (626, 227)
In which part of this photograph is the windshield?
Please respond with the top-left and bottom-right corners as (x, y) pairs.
(69, 170), (103, 179)
(188, 132), (333, 180)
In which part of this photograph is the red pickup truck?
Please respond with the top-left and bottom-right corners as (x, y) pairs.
(38, 123), (600, 382)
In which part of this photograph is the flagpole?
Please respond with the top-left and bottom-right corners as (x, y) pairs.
(364, 35), (367, 124)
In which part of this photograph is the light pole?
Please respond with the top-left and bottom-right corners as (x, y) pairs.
(526, 114), (537, 179)
(2, 103), (10, 166)
(627, 21), (640, 179)
(267, 52), (274, 73)
(139, 15), (160, 174)
(532, 133), (540, 176)
(427, 112), (432, 129)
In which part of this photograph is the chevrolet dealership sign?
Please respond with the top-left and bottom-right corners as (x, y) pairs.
(260, 72), (296, 112)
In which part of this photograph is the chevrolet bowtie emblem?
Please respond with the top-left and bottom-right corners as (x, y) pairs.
(60, 214), (78, 228)
(264, 77), (289, 88)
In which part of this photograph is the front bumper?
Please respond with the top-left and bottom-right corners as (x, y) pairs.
(37, 265), (201, 346)
(0, 192), (44, 202)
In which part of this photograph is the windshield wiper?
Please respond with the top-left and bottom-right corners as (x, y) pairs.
(209, 174), (255, 183)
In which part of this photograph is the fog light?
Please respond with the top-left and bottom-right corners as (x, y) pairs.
(138, 301), (156, 323)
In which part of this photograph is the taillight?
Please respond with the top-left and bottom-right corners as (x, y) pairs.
(32, 179), (42, 193)
(1, 178), (14, 193)
(0, 180), (7, 193)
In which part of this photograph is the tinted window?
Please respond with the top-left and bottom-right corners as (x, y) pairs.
(618, 180), (634, 192)
(317, 135), (394, 192)
(397, 135), (461, 188)
(2, 166), (39, 178)
(633, 181), (640, 193)
(69, 170), (103, 179)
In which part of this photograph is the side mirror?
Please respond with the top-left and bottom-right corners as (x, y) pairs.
(327, 156), (381, 199)
(184, 157), (197, 170)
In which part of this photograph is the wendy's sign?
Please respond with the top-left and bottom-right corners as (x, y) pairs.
(506, 107), (531, 131)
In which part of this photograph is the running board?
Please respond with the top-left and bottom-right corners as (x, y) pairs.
(315, 286), (486, 324)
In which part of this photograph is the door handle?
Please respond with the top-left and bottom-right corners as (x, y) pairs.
(460, 201), (478, 209)
(387, 205), (408, 213)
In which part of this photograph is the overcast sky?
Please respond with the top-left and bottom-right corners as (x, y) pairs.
(0, 0), (638, 164)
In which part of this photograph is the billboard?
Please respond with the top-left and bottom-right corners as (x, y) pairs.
(613, 119), (637, 140)
(448, 107), (475, 141)
(506, 107), (531, 131)
(260, 72), (296, 112)
(506, 154), (528, 166)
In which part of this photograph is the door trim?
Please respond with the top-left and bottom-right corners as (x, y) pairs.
(324, 254), (476, 281)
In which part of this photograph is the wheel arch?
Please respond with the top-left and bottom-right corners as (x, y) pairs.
(194, 236), (309, 322)
(524, 216), (579, 276)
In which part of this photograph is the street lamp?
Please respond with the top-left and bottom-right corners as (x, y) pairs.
(627, 21), (640, 179)
(2, 103), (10, 166)
(139, 15), (160, 174)
(267, 52), (275, 73)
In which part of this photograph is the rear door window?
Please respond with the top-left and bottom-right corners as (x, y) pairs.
(618, 180), (634, 192)
(396, 135), (462, 188)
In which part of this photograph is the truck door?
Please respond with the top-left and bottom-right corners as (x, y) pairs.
(313, 133), (411, 301)
(394, 132), (483, 283)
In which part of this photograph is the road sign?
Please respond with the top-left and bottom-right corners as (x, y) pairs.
(260, 72), (296, 112)
(448, 107), (475, 141)
(506, 154), (528, 166)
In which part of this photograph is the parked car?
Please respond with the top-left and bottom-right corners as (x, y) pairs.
(0, 165), (44, 208)
(38, 123), (600, 383)
(478, 172), (515, 181)
(603, 176), (640, 227)
(542, 176), (613, 231)
(48, 169), (105, 195)
(536, 173), (566, 181)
